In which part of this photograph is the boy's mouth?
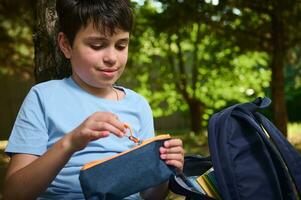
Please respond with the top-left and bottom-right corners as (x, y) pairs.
(96, 67), (119, 72)
(96, 67), (119, 77)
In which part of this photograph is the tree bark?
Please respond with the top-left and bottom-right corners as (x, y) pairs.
(33, 0), (71, 83)
(187, 99), (204, 134)
(270, 4), (288, 136)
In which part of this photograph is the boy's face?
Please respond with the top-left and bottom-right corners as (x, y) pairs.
(62, 22), (129, 90)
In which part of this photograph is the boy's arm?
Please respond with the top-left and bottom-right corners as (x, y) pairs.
(4, 112), (126, 200)
(4, 138), (74, 200)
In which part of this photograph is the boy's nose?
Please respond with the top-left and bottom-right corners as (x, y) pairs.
(103, 49), (117, 66)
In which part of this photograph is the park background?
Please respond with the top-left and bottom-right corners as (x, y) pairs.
(0, 0), (301, 199)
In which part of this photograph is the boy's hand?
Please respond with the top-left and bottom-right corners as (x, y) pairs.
(159, 139), (184, 172)
(63, 112), (126, 153)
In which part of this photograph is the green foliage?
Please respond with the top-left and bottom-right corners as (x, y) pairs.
(0, 0), (34, 77)
(286, 65), (301, 122)
(126, 1), (271, 128)
(1, 0), (300, 131)
(285, 47), (301, 95)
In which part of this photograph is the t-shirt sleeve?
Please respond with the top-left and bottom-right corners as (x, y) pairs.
(5, 87), (49, 156)
(138, 97), (155, 140)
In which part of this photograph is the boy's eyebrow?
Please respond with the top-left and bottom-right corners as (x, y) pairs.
(83, 37), (129, 43)
(117, 38), (130, 43)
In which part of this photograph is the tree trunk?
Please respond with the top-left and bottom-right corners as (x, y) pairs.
(270, 6), (288, 136)
(187, 99), (204, 134)
(33, 0), (71, 83)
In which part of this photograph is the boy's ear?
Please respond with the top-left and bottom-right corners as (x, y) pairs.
(58, 32), (72, 59)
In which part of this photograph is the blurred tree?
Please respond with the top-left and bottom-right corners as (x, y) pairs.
(286, 47), (301, 122)
(33, 0), (70, 83)
(125, 1), (270, 133)
(213, 0), (301, 136)
(131, 0), (301, 136)
(0, 0), (34, 78)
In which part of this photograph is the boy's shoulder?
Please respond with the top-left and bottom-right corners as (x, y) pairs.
(29, 78), (70, 99)
(31, 77), (71, 92)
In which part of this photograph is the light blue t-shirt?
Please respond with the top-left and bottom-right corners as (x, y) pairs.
(5, 77), (155, 200)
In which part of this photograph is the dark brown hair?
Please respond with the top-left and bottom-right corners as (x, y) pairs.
(56, 0), (133, 45)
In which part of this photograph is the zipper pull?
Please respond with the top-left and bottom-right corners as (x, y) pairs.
(124, 123), (141, 145)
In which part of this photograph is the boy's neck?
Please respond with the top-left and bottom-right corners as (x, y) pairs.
(71, 74), (117, 100)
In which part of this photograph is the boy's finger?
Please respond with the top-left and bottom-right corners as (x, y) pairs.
(160, 146), (184, 155)
(164, 139), (183, 148)
(165, 160), (183, 172)
(92, 112), (126, 133)
(92, 122), (125, 137)
(160, 153), (184, 162)
(106, 115), (126, 132)
(88, 130), (110, 140)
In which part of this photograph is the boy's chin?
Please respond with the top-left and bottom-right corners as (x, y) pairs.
(92, 81), (116, 89)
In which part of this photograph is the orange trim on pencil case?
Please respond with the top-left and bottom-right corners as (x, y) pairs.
(81, 134), (171, 170)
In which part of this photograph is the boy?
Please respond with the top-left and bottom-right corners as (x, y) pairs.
(4, 0), (184, 199)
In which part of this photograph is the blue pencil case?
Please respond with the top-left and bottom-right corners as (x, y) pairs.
(79, 134), (174, 200)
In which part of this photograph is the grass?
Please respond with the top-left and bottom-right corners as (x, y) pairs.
(288, 123), (301, 152)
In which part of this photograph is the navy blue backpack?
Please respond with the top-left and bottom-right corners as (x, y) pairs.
(170, 97), (301, 200)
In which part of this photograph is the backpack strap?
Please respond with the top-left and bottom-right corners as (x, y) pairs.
(256, 113), (301, 196)
(238, 97), (271, 113)
(236, 97), (301, 196)
(232, 110), (296, 199)
(209, 103), (284, 200)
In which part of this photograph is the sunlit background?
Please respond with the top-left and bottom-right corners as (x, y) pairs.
(1, 0), (301, 199)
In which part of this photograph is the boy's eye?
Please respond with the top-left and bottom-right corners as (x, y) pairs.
(89, 43), (105, 50)
(116, 43), (128, 50)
